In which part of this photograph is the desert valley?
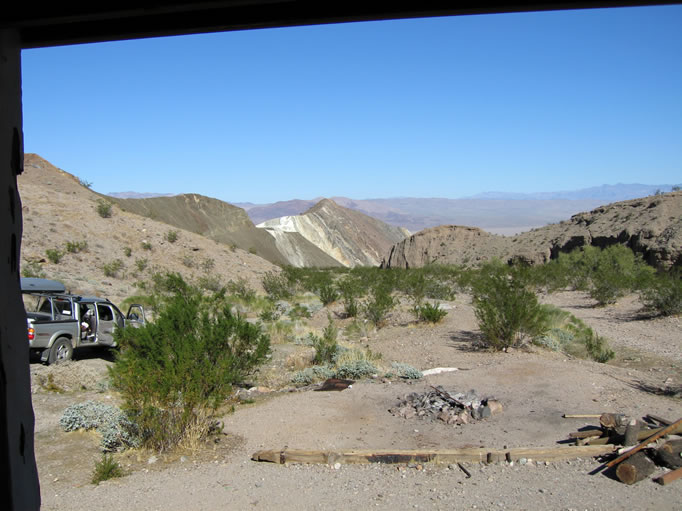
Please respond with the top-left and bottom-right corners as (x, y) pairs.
(19, 154), (682, 510)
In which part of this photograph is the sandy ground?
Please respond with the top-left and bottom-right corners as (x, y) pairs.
(31, 292), (681, 510)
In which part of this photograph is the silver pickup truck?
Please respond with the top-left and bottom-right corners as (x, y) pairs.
(22, 278), (145, 364)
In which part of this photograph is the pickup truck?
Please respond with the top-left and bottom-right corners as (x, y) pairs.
(22, 278), (145, 364)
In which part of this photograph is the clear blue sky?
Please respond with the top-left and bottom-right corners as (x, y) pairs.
(21, 6), (682, 204)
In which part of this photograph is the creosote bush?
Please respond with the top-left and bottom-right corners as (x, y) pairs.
(92, 454), (124, 485)
(414, 302), (448, 323)
(102, 259), (124, 278)
(363, 284), (395, 328)
(96, 199), (113, 218)
(471, 261), (550, 350)
(45, 248), (63, 264)
(165, 230), (179, 243)
(65, 240), (88, 253)
(109, 273), (270, 451)
(640, 269), (682, 317)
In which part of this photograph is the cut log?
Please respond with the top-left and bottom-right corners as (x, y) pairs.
(624, 419), (641, 447)
(645, 414), (673, 426)
(569, 428), (605, 439)
(605, 418), (682, 469)
(654, 439), (682, 469)
(252, 445), (617, 465)
(600, 413), (628, 435)
(615, 451), (656, 485)
(589, 422), (682, 446)
(563, 414), (603, 419)
(654, 466), (682, 486)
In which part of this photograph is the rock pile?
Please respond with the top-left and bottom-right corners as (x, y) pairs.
(390, 385), (502, 425)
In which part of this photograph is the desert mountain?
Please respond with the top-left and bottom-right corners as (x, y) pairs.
(258, 199), (410, 267)
(107, 193), (339, 268)
(19, 154), (279, 306)
(382, 192), (682, 269)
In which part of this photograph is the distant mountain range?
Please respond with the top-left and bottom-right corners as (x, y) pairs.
(464, 183), (681, 201)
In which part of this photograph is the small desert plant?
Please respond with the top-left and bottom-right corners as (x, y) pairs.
(291, 365), (335, 385)
(201, 257), (215, 272)
(312, 316), (339, 364)
(363, 284), (395, 328)
(262, 271), (293, 300)
(265, 320), (295, 344)
(197, 274), (222, 292)
(61, 400), (139, 451)
(337, 275), (362, 318)
(45, 248), (63, 264)
(335, 360), (378, 379)
(165, 230), (179, 243)
(640, 269), (682, 317)
(65, 240), (88, 253)
(227, 278), (257, 303)
(91, 454), (124, 485)
(96, 199), (113, 218)
(414, 302), (448, 323)
(21, 260), (45, 278)
(134, 258), (148, 272)
(389, 362), (423, 379)
(317, 276), (339, 306)
(248, 247), (258, 255)
(471, 261), (551, 350)
(78, 177), (93, 189)
(141, 241), (153, 251)
(102, 259), (124, 278)
(123, 246), (132, 257)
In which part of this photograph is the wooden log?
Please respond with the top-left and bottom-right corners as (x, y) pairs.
(569, 428), (605, 439)
(605, 418), (682, 469)
(654, 439), (682, 469)
(654, 466), (682, 486)
(645, 414), (673, 426)
(252, 445), (617, 465)
(563, 414), (603, 419)
(624, 419), (641, 447)
(600, 413), (628, 435)
(615, 451), (656, 485)
(589, 422), (682, 445)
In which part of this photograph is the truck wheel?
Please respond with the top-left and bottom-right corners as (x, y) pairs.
(48, 338), (73, 365)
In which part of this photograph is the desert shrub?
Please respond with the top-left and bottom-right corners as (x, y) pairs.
(92, 454), (124, 485)
(96, 199), (113, 218)
(78, 177), (93, 189)
(414, 302), (448, 323)
(312, 316), (339, 364)
(265, 320), (295, 344)
(338, 275), (362, 318)
(532, 305), (614, 363)
(291, 365), (335, 385)
(165, 230), (179, 243)
(389, 362), (423, 379)
(65, 240), (88, 253)
(258, 301), (283, 322)
(141, 240), (153, 251)
(336, 360), (378, 379)
(60, 400), (139, 451)
(102, 259), (124, 278)
(288, 303), (312, 320)
(262, 271), (293, 300)
(640, 269), (682, 317)
(227, 278), (257, 303)
(45, 248), (63, 264)
(135, 258), (148, 272)
(196, 274), (222, 292)
(123, 246), (132, 257)
(471, 261), (551, 350)
(363, 284), (395, 328)
(109, 273), (270, 451)
(248, 247), (258, 255)
(21, 260), (45, 278)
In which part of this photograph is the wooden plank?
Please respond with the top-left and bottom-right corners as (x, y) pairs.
(605, 418), (682, 469)
(252, 445), (617, 465)
(588, 422), (682, 445)
(654, 466), (682, 486)
(563, 414), (603, 419)
(645, 414), (673, 426)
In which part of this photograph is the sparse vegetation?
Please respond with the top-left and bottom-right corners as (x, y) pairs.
(109, 273), (270, 451)
(22, 260), (45, 278)
(78, 177), (93, 189)
(123, 246), (132, 257)
(65, 240), (88, 253)
(311, 315), (339, 364)
(414, 301), (448, 323)
(102, 259), (124, 278)
(134, 258), (148, 272)
(165, 230), (179, 243)
(201, 257), (215, 272)
(248, 247), (258, 255)
(91, 454), (124, 485)
(226, 278), (257, 303)
(363, 284), (395, 328)
(96, 199), (113, 218)
(141, 241), (153, 251)
(45, 248), (63, 264)
(262, 271), (294, 300)
(640, 269), (682, 317)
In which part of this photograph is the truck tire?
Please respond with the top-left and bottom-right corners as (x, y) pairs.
(48, 337), (73, 365)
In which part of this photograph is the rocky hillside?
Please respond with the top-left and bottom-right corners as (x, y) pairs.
(18, 154), (279, 306)
(382, 192), (682, 269)
(258, 199), (410, 267)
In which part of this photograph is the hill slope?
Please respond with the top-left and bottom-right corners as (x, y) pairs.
(258, 199), (409, 267)
(382, 192), (682, 269)
(19, 154), (279, 305)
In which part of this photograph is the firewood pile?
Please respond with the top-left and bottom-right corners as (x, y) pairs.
(564, 413), (682, 485)
(389, 385), (503, 425)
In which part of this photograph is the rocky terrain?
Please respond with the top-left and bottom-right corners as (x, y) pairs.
(19, 154), (279, 305)
(258, 198), (409, 267)
(382, 192), (682, 269)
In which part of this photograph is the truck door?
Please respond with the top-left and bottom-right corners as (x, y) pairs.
(95, 303), (117, 346)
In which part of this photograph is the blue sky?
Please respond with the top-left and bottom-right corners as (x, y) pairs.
(21, 6), (682, 203)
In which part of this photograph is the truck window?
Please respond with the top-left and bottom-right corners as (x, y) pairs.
(97, 304), (114, 322)
(54, 298), (73, 318)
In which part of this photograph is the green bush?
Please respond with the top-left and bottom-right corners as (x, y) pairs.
(135, 258), (148, 272)
(640, 269), (682, 317)
(123, 247), (132, 257)
(65, 240), (88, 253)
(227, 278), (257, 303)
(96, 199), (113, 218)
(262, 271), (293, 300)
(103, 259), (124, 278)
(389, 362), (423, 379)
(109, 274), (270, 451)
(164, 230), (178, 243)
(312, 316), (339, 364)
(363, 284), (395, 328)
(197, 274), (222, 292)
(471, 261), (550, 350)
(141, 241), (153, 251)
(92, 454), (124, 485)
(45, 248), (63, 264)
(338, 275), (362, 318)
(415, 302), (448, 323)
(22, 260), (45, 278)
